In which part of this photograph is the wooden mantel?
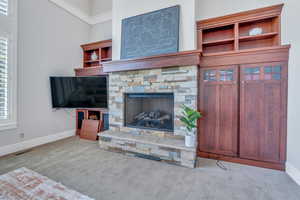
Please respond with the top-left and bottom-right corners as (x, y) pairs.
(102, 50), (202, 73)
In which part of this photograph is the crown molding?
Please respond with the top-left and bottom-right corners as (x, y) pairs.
(49, 0), (90, 24)
(49, 0), (112, 25)
(90, 11), (112, 25)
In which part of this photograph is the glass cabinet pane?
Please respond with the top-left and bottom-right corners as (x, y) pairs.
(264, 67), (272, 73)
(244, 67), (260, 80)
(264, 66), (282, 80)
(273, 66), (282, 73)
(204, 70), (217, 81)
(220, 69), (234, 81)
(273, 74), (281, 80)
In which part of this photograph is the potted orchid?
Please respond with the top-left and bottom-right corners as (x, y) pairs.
(180, 105), (202, 147)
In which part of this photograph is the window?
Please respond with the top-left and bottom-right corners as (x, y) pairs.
(0, 0), (16, 130)
(0, 37), (8, 120)
(0, 0), (8, 16)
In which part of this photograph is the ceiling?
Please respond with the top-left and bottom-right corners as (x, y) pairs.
(49, 0), (112, 25)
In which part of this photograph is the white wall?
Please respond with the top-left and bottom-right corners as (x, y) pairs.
(89, 20), (112, 43)
(88, 0), (113, 42)
(0, 0), (89, 147)
(112, 0), (196, 60)
(196, 0), (300, 176)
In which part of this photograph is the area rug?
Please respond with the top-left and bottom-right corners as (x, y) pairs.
(0, 167), (94, 200)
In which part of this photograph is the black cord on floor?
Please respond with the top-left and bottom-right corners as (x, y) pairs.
(216, 160), (228, 171)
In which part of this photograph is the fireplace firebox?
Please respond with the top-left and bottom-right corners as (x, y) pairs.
(124, 93), (174, 132)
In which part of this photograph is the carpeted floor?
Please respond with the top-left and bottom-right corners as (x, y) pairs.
(0, 136), (299, 200)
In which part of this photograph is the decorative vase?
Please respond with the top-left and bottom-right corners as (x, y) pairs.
(249, 27), (263, 36)
(185, 129), (196, 147)
(91, 51), (98, 61)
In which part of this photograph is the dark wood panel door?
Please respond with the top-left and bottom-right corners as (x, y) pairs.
(199, 65), (239, 156)
(240, 62), (287, 163)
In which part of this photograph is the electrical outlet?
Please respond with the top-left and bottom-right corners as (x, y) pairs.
(19, 133), (25, 139)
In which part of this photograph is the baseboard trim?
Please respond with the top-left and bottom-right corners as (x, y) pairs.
(286, 162), (300, 186)
(0, 130), (76, 157)
(198, 151), (285, 171)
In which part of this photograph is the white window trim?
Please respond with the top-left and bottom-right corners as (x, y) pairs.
(0, 0), (8, 16)
(0, 32), (17, 131)
(0, 0), (18, 131)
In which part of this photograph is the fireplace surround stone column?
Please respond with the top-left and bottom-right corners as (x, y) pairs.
(108, 65), (198, 138)
(99, 50), (201, 168)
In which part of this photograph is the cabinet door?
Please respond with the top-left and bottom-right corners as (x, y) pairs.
(199, 65), (239, 156)
(240, 62), (287, 163)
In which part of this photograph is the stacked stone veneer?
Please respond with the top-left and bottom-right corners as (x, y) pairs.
(109, 66), (198, 137)
(99, 131), (197, 168)
(99, 65), (198, 168)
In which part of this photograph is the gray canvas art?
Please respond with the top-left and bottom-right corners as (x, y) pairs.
(121, 5), (180, 59)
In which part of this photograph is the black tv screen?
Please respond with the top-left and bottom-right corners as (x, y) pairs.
(50, 76), (108, 108)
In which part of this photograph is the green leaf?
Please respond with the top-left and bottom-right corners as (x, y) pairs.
(179, 104), (203, 131)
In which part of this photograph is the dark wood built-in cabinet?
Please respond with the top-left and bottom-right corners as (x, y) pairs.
(76, 109), (108, 137)
(197, 4), (282, 54)
(199, 61), (288, 170)
(239, 62), (287, 164)
(74, 40), (112, 141)
(197, 4), (289, 170)
(199, 66), (238, 157)
(82, 40), (112, 68)
(75, 40), (112, 76)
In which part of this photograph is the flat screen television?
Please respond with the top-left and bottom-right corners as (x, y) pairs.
(50, 76), (108, 108)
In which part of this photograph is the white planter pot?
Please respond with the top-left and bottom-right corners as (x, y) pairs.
(185, 135), (195, 147)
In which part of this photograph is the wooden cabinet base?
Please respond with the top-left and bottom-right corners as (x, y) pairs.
(80, 120), (100, 141)
(198, 151), (285, 171)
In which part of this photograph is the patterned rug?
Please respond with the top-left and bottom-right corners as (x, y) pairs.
(0, 168), (94, 200)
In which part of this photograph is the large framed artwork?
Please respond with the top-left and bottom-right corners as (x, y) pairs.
(121, 5), (180, 59)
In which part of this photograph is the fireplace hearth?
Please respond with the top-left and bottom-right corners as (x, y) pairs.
(124, 93), (174, 132)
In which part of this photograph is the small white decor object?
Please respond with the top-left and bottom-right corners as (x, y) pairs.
(180, 105), (202, 148)
(249, 27), (263, 36)
(91, 51), (98, 61)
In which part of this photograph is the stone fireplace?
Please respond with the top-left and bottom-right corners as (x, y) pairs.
(108, 66), (198, 137)
(99, 51), (201, 168)
(124, 93), (174, 132)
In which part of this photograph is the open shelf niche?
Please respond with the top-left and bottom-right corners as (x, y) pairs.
(202, 24), (235, 54)
(197, 4), (282, 55)
(75, 40), (112, 76)
(81, 40), (112, 68)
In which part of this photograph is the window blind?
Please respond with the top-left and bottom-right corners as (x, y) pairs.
(0, 0), (8, 15)
(0, 37), (8, 120)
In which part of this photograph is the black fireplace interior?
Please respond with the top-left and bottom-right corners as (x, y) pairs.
(124, 93), (174, 132)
